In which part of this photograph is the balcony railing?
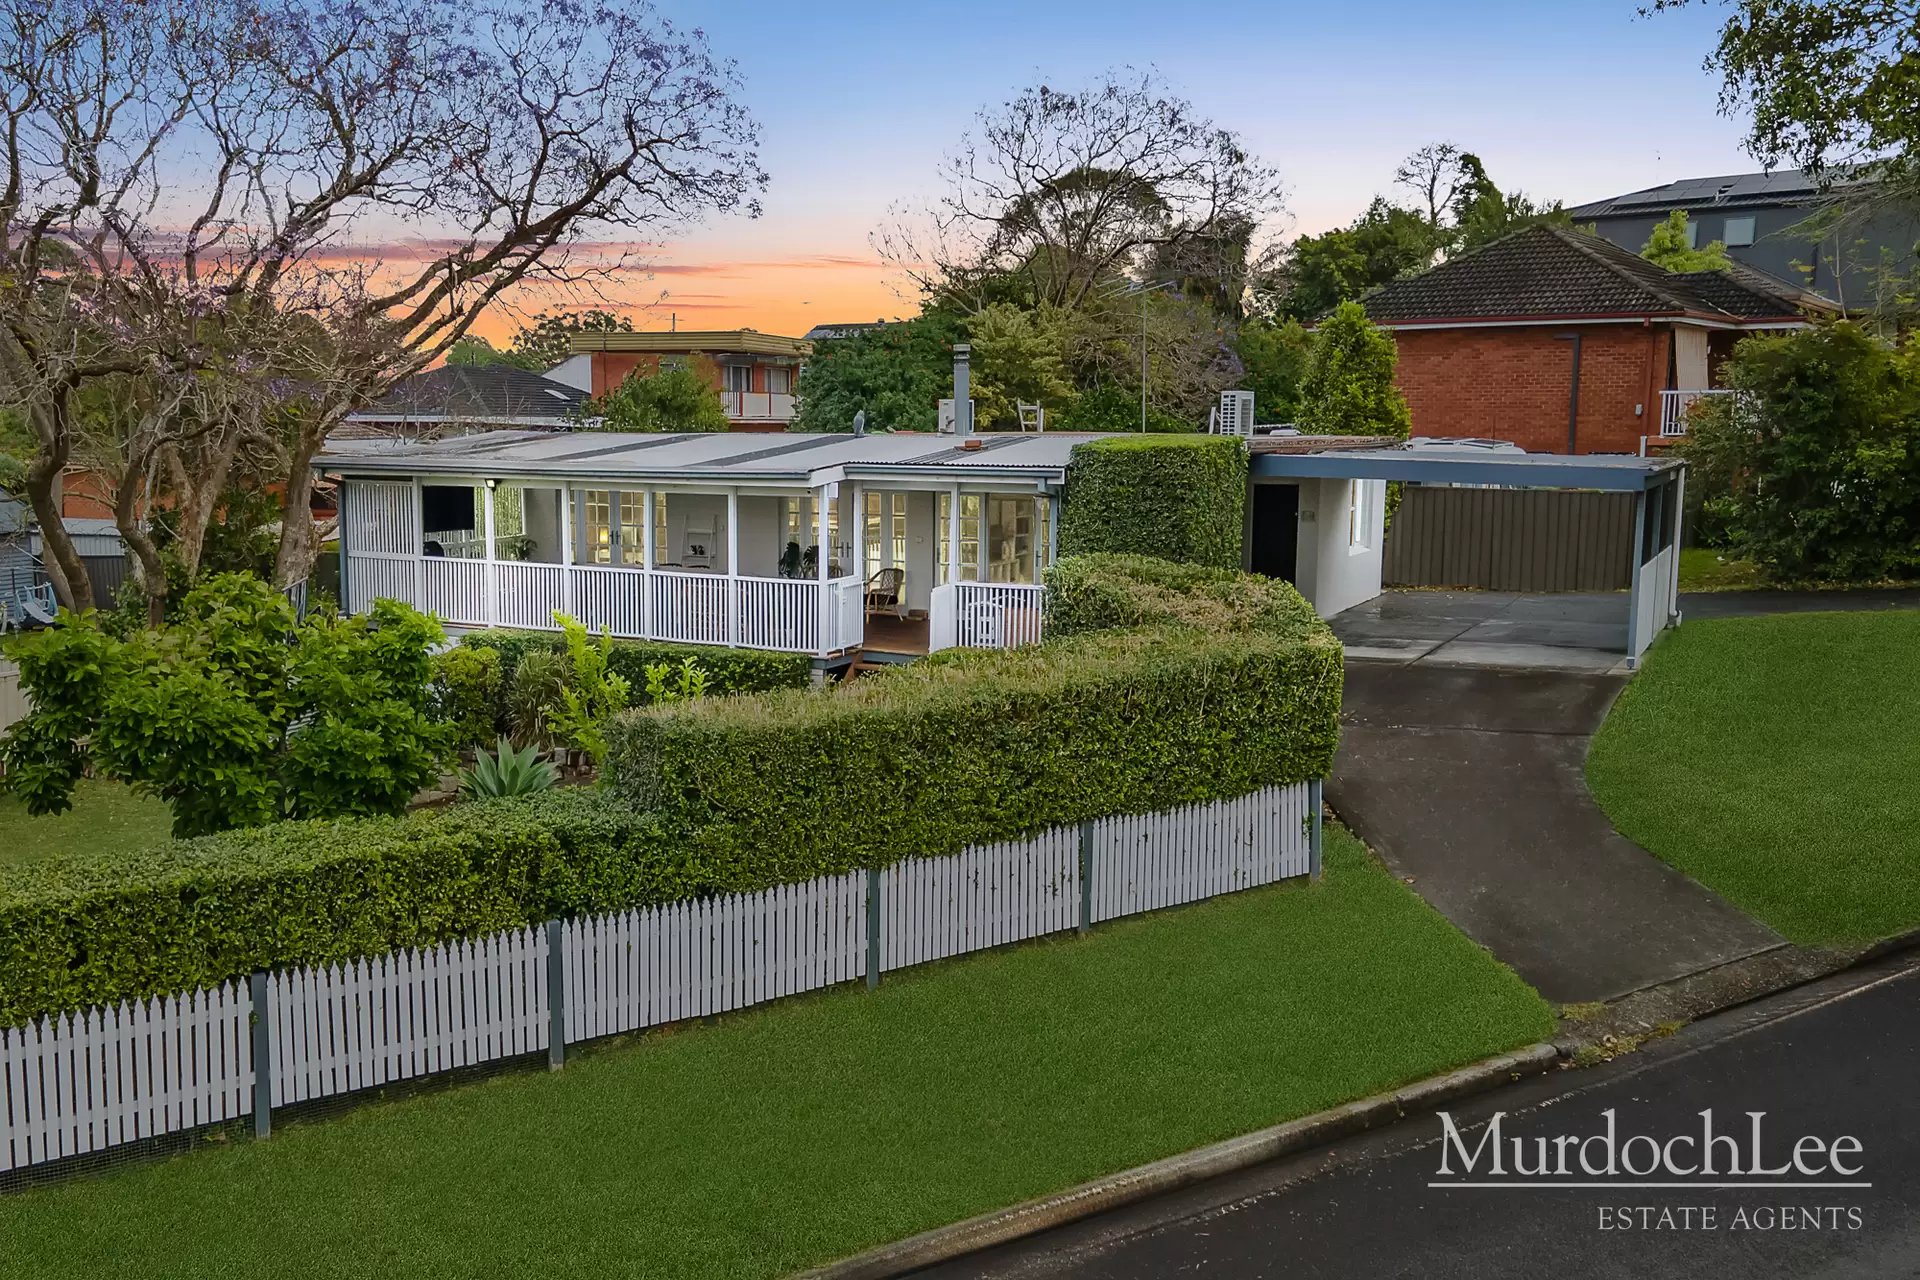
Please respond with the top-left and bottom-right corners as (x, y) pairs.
(1659, 388), (1737, 437)
(720, 391), (796, 422)
(346, 551), (862, 656)
(928, 581), (1046, 653)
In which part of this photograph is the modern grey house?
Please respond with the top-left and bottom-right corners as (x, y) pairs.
(1568, 169), (1918, 307)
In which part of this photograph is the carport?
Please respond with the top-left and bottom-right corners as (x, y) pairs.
(1249, 445), (1685, 665)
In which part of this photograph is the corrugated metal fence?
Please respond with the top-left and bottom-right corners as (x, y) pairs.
(1382, 485), (1636, 592)
(1, 781), (1320, 1177)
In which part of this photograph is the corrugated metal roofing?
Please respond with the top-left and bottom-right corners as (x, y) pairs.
(318, 430), (1104, 483)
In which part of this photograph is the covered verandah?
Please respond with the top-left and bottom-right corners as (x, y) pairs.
(323, 430), (1076, 662)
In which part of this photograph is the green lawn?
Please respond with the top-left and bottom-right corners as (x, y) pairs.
(0, 777), (174, 867)
(1589, 610), (1920, 944)
(0, 826), (1551, 1279)
(1677, 547), (1767, 592)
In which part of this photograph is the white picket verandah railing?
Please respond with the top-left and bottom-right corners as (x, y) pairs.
(1659, 387), (1737, 437)
(955, 582), (1046, 650)
(345, 548), (863, 657)
(0, 782), (1319, 1176)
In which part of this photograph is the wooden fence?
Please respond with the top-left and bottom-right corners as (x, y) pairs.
(0, 781), (1320, 1177)
(1382, 485), (1636, 592)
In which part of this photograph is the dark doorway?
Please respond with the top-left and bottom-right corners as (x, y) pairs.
(1250, 483), (1300, 582)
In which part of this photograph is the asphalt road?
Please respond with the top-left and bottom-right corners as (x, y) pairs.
(918, 953), (1920, 1280)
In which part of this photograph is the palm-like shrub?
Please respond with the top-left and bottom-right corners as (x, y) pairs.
(458, 736), (558, 799)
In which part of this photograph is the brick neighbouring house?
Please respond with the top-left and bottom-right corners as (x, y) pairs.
(1352, 225), (1832, 453)
(549, 328), (814, 432)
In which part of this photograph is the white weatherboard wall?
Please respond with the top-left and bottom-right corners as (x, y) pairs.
(0, 783), (1316, 1175)
(1290, 478), (1385, 620)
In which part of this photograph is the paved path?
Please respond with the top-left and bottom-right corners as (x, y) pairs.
(1329, 590), (1627, 671)
(920, 953), (1920, 1280)
(1325, 662), (1779, 1004)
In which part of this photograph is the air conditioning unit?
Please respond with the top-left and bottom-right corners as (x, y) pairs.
(937, 398), (976, 434)
(1218, 390), (1255, 437)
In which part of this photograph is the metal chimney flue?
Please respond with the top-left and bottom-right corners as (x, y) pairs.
(952, 343), (973, 437)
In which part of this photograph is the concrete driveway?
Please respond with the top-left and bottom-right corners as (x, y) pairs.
(1329, 590), (1629, 672)
(1326, 661), (1780, 1004)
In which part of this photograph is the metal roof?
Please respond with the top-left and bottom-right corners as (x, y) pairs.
(344, 365), (588, 426)
(1566, 168), (1869, 218)
(318, 429), (1099, 486)
(1251, 445), (1684, 492)
(567, 329), (813, 358)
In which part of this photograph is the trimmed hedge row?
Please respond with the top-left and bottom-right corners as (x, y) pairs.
(457, 629), (813, 698)
(1058, 436), (1249, 570)
(0, 790), (692, 1027)
(1046, 553), (1328, 641)
(602, 580), (1341, 883)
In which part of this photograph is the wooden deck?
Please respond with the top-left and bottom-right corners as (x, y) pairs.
(861, 612), (930, 655)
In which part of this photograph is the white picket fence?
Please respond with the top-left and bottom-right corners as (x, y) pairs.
(0, 782), (1318, 1175)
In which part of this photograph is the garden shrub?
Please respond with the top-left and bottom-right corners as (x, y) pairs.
(1058, 435), (1248, 569)
(1045, 553), (1327, 640)
(1297, 301), (1411, 438)
(432, 645), (504, 749)
(458, 629), (811, 701)
(602, 562), (1341, 884)
(0, 789), (686, 1026)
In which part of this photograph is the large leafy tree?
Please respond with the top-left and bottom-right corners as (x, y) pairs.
(1234, 317), (1313, 423)
(967, 303), (1074, 428)
(879, 70), (1284, 314)
(792, 311), (965, 433)
(589, 363), (729, 433)
(1450, 154), (1570, 251)
(1685, 321), (1920, 580)
(1274, 199), (1442, 320)
(1297, 302), (1411, 437)
(448, 310), (635, 372)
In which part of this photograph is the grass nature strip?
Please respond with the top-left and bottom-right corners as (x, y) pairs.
(0, 826), (1553, 1280)
(1587, 610), (1920, 944)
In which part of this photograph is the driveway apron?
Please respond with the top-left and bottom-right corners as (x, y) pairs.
(1326, 661), (1781, 1004)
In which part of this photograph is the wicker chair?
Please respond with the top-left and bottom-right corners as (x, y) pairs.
(865, 567), (906, 619)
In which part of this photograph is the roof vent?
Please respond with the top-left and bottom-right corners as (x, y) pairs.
(1714, 183), (1735, 203)
(960, 438), (985, 451)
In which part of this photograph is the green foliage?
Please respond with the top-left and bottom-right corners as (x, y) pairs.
(0, 788), (680, 1025)
(966, 302), (1074, 428)
(602, 565), (1340, 885)
(545, 614), (632, 761)
(1051, 382), (1196, 433)
(643, 658), (710, 704)
(0, 575), (451, 836)
(432, 646), (504, 749)
(589, 364), (729, 433)
(458, 628), (813, 707)
(791, 311), (964, 432)
(507, 648), (568, 749)
(1045, 553), (1328, 641)
(1449, 153), (1569, 252)
(1279, 198), (1442, 320)
(1297, 301), (1411, 437)
(1683, 321), (1920, 580)
(458, 736), (559, 799)
(1640, 211), (1732, 273)
(1059, 435), (1248, 568)
(1233, 317), (1312, 422)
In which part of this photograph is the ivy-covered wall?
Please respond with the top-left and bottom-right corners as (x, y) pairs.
(1057, 436), (1249, 570)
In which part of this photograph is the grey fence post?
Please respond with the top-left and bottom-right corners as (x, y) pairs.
(546, 919), (566, 1071)
(249, 972), (272, 1140)
(1308, 778), (1324, 881)
(866, 867), (882, 990)
(1077, 820), (1093, 935)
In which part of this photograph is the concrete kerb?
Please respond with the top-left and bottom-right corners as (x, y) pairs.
(789, 1042), (1561, 1280)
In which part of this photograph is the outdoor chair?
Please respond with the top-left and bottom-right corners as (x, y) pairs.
(865, 567), (906, 619)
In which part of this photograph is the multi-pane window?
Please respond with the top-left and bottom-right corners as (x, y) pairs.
(783, 496), (842, 574)
(766, 365), (793, 395)
(581, 490), (613, 564)
(936, 493), (981, 585)
(985, 495), (1035, 583)
(863, 491), (908, 580)
(616, 491), (648, 566)
(723, 364), (752, 393)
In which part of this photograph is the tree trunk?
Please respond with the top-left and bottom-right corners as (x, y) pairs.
(164, 418), (247, 581)
(273, 426), (327, 588)
(24, 434), (93, 614)
(113, 456), (169, 628)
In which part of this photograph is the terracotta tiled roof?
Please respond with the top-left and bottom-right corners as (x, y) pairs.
(1355, 225), (1814, 325)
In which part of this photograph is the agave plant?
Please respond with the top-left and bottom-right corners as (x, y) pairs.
(458, 736), (559, 799)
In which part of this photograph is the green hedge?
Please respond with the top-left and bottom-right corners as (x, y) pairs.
(1046, 553), (1328, 640)
(1058, 436), (1248, 569)
(0, 790), (692, 1027)
(602, 564), (1340, 883)
(458, 629), (812, 708)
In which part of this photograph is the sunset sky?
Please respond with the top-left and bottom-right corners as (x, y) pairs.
(472, 0), (1757, 343)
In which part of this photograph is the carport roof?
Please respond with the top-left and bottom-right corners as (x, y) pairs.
(1250, 445), (1684, 491)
